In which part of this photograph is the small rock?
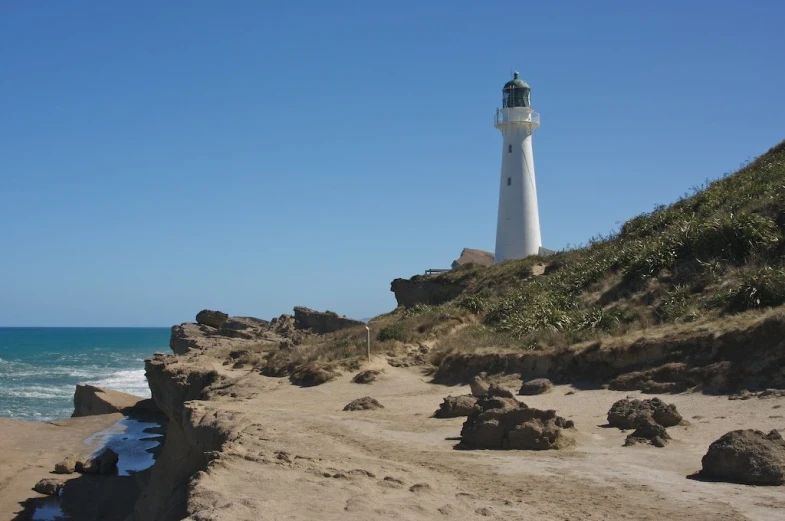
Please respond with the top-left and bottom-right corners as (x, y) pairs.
(470, 373), (491, 397)
(77, 447), (119, 475)
(34, 478), (64, 496)
(607, 397), (682, 429)
(343, 397), (384, 411)
(53, 457), (77, 474)
(475, 507), (494, 516)
(409, 483), (432, 493)
(700, 429), (785, 485)
(519, 378), (553, 396)
(486, 383), (515, 398)
(623, 418), (671, 447)
(352, 370), (382, 384)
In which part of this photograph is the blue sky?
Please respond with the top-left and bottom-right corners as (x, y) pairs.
(1, 1), (783, 326)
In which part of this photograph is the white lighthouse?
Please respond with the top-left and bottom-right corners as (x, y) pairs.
(493, 71), (543, 263)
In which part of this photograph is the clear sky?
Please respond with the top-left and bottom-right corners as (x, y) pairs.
(1, 1), (783, 326)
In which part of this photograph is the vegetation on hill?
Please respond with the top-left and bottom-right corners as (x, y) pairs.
(262, 139), (785, 380)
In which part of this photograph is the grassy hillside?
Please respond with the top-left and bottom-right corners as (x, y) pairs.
(264, 139), (785, 381)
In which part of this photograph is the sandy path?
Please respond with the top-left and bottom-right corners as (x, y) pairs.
(0, 413), (124, 520)
(182, 362), (785, 521)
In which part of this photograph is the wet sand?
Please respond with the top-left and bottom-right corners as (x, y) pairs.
(0, 414), (123, 520)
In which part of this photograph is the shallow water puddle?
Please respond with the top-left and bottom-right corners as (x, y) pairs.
(83, 417), (163, 476)
(31, 496), (68, 520)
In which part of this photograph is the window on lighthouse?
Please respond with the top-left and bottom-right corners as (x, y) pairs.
(508, 144), (512, 153)
(507, 177), (511, 186)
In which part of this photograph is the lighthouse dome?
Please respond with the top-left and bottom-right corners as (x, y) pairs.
(501, 72), (531, 108)
(503, 72), (530, 90)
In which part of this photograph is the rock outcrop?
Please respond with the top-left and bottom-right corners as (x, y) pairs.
(519, 378), (553, 396)
(451, 248), (494, 269)
(700, 429), (785, 485)
(434, 395), (478, 418)
(131, 354), (237, 521)
(71, 384), (148, 417)
(458, 385), (574, 450)
(390, 276), (467, 308)
(293, 306), (364, 334)
(607, 398), (682, 430)
(169, 311), (298, 356)
(343, 397), (384, 411)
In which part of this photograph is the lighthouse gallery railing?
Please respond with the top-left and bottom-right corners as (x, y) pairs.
(495, 110), (540, 126)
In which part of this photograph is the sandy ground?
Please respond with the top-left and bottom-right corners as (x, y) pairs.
(185, 360), (785, 521)
(0, 413), (123, 520)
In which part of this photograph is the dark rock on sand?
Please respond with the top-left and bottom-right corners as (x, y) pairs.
(77, 448), (119, 475)
(623, 417), (671, 447)
(352, 370), (382, 384)
(34, 478), (64, 496)
(607, 397), (682, 429)
(519, 378), (553, 396)
(458, 385), (574, 450)
(434, 395), (478, 418)
(700, 429), (785, 485)
(343, 397), (384, 411)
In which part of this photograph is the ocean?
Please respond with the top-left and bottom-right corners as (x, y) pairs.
(0, 328), (170, 421)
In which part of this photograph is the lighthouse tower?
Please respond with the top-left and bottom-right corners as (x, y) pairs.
(493, 71), (542, 263)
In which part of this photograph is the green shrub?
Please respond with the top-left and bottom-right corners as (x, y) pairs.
(726, 266), (785, 312)
(402, 303), (433, 317)
(577, 306), (634, 332)
(377, 323), (406, 342)
(655, 285), (698, 323)
(456, 294), (488, 314)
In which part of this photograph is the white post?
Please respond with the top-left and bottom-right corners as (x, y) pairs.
(365, 326), (371, 361)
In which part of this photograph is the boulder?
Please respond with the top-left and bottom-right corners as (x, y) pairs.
(700, 429), (785, 485)
(485, 383), (515, 399)
(77, 448), (119, 475)
(623, 417), (671, 447)
(195, 309), (229, 329)
(352, 370), (382, 384)
(607, 397), (682, 429)
(469, 373), (490, 397)
(519, 378), (553, 396)
(34, 478), (64, 496)
(54, 457), (77, 474)
(290, 363), (340, 387)
(71, 384), (145, 417)
(434, 395), (478, 418)
(458, 386), (574, 450)
(293, 306), (363, 334)
(343, 397), (384, 411)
